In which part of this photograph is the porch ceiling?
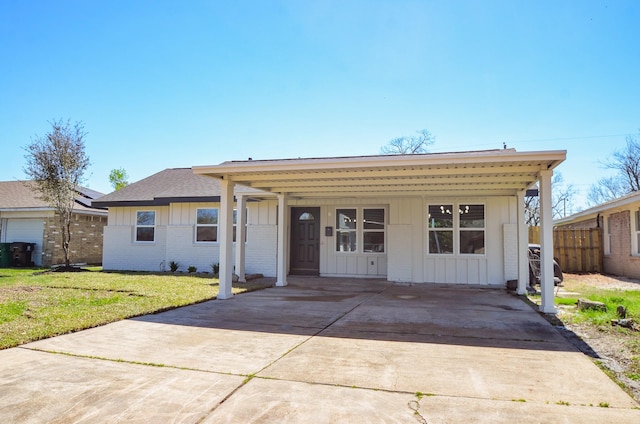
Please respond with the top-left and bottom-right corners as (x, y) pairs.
(193, 149), (566, 199)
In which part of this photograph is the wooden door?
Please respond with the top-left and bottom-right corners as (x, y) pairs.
(290, 207), (320, 275)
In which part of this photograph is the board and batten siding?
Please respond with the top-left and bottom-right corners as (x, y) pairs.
(289, 198), (389, 278)
(386, 196), (518, 285)
(102, 195), (519, 285)
(102, 201), (277, 276)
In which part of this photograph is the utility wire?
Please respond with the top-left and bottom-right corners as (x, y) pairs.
(430, 133), (633, 153)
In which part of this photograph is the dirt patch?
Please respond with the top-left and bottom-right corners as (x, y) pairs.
(0, 286), (41, 303)
(554, 273), (640, 403)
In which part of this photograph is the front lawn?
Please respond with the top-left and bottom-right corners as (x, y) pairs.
(0, 268), (272, 350)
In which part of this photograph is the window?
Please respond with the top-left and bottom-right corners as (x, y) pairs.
(299, 211), (315, 220)
(428, 204), (453, 254)
(196, 208), (218, 242)
(427, 204), (485, 255)
(197, 208), (247, 243)
(363, 208), (385, 252)
(459, 204), (485, 254)
(336, 209), (357, 252)
(136, 211), (155, 242)
(335, 207), (386, 253)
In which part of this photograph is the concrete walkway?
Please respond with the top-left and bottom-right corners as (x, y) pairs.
(1, 278), (639, 423)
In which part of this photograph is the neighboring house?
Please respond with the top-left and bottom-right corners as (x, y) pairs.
(554, 191), (640, 279)
(0, 181), (107, 266)
(95, 148), (566, 313)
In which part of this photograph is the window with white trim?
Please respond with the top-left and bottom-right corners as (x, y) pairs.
(336, 208), (357, 252)
(427, 203), (485, 255)
(459, 204), (485, 254)
(197, 208), (246, 243)
(136, 211), (155, 242)
(335, 207), (386, 253)
(196, 208), (218, 242)
(428, 204), (453, 254)
(363, 208), (385, 252)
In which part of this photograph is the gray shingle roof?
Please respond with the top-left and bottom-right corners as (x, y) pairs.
(92, 168), (235, 207)
(0, 181), (106, 214)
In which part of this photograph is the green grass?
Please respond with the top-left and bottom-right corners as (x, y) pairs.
(0, 267), (273, 350)
(531, 286), (640, 326)
(558, 288), (640, 326)
(530, 279), (640, 399)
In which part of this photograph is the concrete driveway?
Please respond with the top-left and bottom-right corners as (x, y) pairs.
(1, 278), (639, 423)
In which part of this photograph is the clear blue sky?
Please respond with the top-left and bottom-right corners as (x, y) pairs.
(1, 0), (638, 213)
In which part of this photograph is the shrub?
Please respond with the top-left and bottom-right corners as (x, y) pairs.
(188, 265), (197, 273)
(169, 261), (180, 272)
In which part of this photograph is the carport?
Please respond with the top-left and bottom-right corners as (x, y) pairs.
(193, 148), (566, 313)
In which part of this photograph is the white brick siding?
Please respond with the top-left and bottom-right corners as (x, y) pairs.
(102, 206), (278, 276)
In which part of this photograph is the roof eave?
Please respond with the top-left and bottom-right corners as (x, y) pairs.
(193, 149), (567, 178)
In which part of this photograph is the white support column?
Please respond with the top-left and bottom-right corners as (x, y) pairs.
(539, 170), (556, 313)
(276, 193), (288, 287)
(218, 179), (234, 300)
(235, 193), (247, 283)
(516, 190), (528, 295)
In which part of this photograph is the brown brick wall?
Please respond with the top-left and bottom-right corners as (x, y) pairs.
(42, 213), (106, 266)
(603, 210), (640, 278)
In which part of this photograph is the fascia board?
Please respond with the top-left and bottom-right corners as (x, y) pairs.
(193, 150), (567, 177)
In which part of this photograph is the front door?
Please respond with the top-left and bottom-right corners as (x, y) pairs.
(290, 207), (320, 275)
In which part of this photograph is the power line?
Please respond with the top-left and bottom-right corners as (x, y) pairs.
(505, 133), (632, 144)
(430, 133), (633, 153)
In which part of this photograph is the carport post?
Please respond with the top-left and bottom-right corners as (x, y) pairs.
(276, 193), (288, 287)
(235, 193), (247, 283)
(218, 178), (234, 300)
(517, 190), (528, 295)
(539, 170), (556, 314)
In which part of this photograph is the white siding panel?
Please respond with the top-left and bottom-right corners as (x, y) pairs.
(503, 223), (518, 280)
(4, 218), (44, 266)
(458, 260), (469, 283)
(446, 258), (457, 283)
(346, 256), (357, 274)
(357, 256), (367, 275)
(388, 224), (413, 282)
(378, 255), (387, 275)
(424, 257), (436, 282)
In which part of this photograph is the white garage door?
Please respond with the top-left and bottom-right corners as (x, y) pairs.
(4, 219), (44, 266)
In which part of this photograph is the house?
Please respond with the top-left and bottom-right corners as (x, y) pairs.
(554, 191), (640, 279)
(95, 148), (566, 313)
(0, 181), (107, 266)
(93, 168), (275, 275)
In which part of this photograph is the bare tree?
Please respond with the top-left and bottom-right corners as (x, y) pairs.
(109, 167), (129, 191)
(380, 129), (435, 155)
(587, 133), (640, 205)
(525, 173), (577, 225)
(23, 119), (90, 268)
(587, 175), (627, 206)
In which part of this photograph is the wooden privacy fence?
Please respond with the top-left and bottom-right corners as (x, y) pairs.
(528, 227), (603, 273)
